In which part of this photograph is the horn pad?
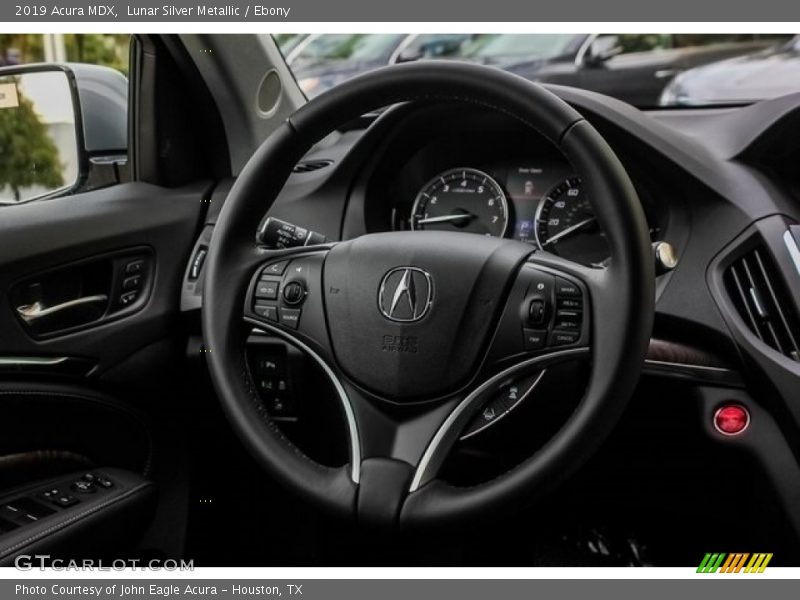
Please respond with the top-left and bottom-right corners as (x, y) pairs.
(323, 231), (532, 400)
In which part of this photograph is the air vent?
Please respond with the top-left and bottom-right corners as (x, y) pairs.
(292, 159), (333, 174)
(724, 245), (800, 361)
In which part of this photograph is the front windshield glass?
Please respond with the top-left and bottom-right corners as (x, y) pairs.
(278, 32), (799, 107)
(460, 34), (578, 61)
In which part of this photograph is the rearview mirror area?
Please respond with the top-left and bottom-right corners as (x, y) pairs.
(0, 67), (82, 204)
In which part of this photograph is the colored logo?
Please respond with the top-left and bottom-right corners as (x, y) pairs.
(697, 553), (773, 573)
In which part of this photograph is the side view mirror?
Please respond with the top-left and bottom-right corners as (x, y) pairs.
(584, 35), (623, 68)
(0, 63), (127, 205)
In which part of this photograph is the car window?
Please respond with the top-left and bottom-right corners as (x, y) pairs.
(289, 34), (406, 68)
(460, 34), (579, 61)
(396, 34), (475, 61)
(282, 33), (800, 108)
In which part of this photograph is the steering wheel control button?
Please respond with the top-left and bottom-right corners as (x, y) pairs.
(279, 308), (301, 329)
(714, 405), (750, 436)
(461, 372), (546, 439)
(254, 303), (278, 321)
(523, 328), (547, 350)
(255, 279), (280, 300)
(549, 330), (580, 346)
(282, 281), (306, 306)
(554, 309), (582, 330)
(262, 261), (289, 276)
(557, 297), (582, 310)
(528, 298), (547, 326)
(555, 277), (581, 296)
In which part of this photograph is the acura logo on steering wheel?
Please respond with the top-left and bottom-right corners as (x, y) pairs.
(378, 267), (434, 323)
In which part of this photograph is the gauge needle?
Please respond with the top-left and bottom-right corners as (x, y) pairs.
(543, 217), (597, 246)
(416, 213), (475, 225)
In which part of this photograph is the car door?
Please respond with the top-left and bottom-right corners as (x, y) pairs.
(0, 34), (224, 563)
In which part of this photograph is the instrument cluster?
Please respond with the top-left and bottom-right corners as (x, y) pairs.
(395, 159), (612, 266)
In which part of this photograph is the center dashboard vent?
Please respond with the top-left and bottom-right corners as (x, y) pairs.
(292, 159), (333, 174)
(724, 245), (800, 362)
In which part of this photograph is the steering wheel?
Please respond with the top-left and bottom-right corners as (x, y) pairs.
(202, 62), (654, 528)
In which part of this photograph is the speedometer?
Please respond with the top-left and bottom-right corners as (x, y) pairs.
(534, 177), (609, 265)
(411, 168), (509, 237)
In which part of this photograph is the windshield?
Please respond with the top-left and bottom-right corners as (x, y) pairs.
(289, 34), (407, 69)
(460, 34), (578, 61)
(280, 33), (799, 107)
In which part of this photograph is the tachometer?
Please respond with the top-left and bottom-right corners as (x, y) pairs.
(411, 168), (509, 237)
(534, 177), (609, 265)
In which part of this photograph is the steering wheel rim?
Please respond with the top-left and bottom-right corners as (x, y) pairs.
(202, 61), (654, 528)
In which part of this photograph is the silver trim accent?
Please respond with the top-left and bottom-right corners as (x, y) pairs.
(0, 356), (69, 366)
(713, 405), (751, 437)
(748, 286), (767, 318)
(409, 347), (589, 492)
(245, 319), (361, 484)
(644, 358), (733, 374)
(16, 295), (108, 324)
(459, 369), (547, 440)
(784, 229), (800, 279)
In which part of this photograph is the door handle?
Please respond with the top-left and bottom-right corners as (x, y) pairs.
(16, 295), (108, 324)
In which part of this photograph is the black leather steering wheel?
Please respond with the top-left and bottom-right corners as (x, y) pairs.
(202, 62), (654, 528)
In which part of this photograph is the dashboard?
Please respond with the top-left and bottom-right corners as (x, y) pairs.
(358, 105), (666, 266)
(182, 83), (800, 551)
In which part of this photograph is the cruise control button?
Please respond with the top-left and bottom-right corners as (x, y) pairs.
(554, 309), (582, 330)
(555, 277), (580, 297)
(279, 308), (301, 329)
(255, 279), (279, 300)
(557, 297), (583, 310)
(253, 303), (278, 321)
(262, 261), (289, 276)
(549, 330), (580, 346)
(523, 328), (547, 350)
